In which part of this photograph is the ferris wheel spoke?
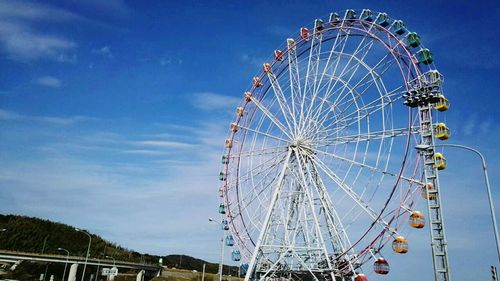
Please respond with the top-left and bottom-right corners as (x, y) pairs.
(310, 156), (399, 235)
(229, 146), (288, 158)
(313, 29), (351, 102)
(293, 150), (336, 270)
(246, 95), (294, 139)
(287, 38), (302, 136)
(236, 123), (289, 143)
(244, 149), (293, 279)
(306, 161), (355, 256)
(231, 151), (290, 217)
(265, 68), (298, 135)
(300, 29), (323, 133)
(313, 148), (423, 186)
(327, 51), (394, 115)
(226, 151), (287, 189)
(317, 127), (418, 146)
(312, 52), (396, 130)
(319, 87), (402, 135)
(304, 35), (376, 132)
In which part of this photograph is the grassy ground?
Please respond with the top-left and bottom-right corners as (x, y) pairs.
(150, 268), (242, 281)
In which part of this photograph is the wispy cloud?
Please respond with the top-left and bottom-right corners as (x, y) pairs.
(462, 114), (477, 136)
(0, 109), (95, 126)
(0, 109), (22, 120)
(0, 1), (85, 22)
(159, 57), (183, 66)
(240, 53), (268, 67)
(191, 92), (241, 112)
(134, 140), (195, 149)
(34, 76), (62, 88)
(122, 150), (171, 156)
(92, 46), (113, 58)
(0, 1), (78, 62)
(0, 21), (76, 61)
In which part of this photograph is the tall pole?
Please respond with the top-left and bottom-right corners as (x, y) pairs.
(105, 256), (116, 266)
(201, 263), (206, 281)
(434, 143), (500, 264)
(58, 248), (70, 281)
(76, 228), (92, 281)
(95, 256), (101, 281)
(219, 236), (224, 281)
(208, 218), (224, 281)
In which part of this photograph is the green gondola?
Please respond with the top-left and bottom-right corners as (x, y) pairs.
(406, 32), (421, 48)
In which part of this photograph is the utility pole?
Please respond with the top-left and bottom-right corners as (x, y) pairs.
(41, 235), (49, 254)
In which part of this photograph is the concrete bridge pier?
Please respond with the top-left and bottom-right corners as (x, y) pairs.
(68, 264), (78, 281)
(136, 270), (144, 281)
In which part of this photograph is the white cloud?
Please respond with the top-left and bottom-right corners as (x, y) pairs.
(134, 140), (195, 149)
(0, 1), (77, 62)
(191, 92), (241, 112)
(0, 109), (22, 120)
(159, 57), (182, 66)
(92, 46), (113, 58)
(0, 109), (95, 126)
(0, 1), (84, 22)
(462, 114), (476, 136)
(123, 150), (171, 156)
(240, 53), (268, 67)
(34, 76), (62, 88)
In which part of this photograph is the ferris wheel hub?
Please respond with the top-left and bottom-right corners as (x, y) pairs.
(290, 137), (315, 156)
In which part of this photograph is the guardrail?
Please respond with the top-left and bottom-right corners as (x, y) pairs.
(0, 250), (160, 271)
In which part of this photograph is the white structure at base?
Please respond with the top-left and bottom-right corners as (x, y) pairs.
(68, 264), (79, 281)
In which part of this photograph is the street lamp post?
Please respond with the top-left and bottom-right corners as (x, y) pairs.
(416, 143), (500, 264)
(58, 248), (70, 281)
(209, 218), (224, 281)
(105, 256), (116, 266)
(75, 228), (92, 281)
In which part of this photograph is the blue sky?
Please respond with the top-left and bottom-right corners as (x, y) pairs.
(1, 0), (499, 280)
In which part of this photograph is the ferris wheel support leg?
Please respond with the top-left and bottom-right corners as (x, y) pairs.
(417, 103), (451, 281)
(244, 149), (293, 281)
(294, 150), (336, 280)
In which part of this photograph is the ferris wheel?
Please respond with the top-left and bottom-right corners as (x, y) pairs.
(218, 9), (451, 281)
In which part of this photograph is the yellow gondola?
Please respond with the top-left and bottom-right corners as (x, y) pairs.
(434, 152), (446, 170)
(225, 139), (233, 148)
(409, 211), (425, 229)
(236, 107), (244, 117)
(435, 123), (450, 140)
(422, 182), (435, 200)
(263, 63), (272, 73)
(392, 236), (408, 254)
(434, 95), (449, 112)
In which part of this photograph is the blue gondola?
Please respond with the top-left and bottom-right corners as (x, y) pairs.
(376, 12), (390, 27)
(344, 9), (356, 24)
(417, 48), (433, 64)
(314, 19), (324, 31)
(239, 263), (249, 276)
(329, 12), (340, 26)
(221, 155), (229, 164)
(232, 250), (241, 261)
(218, 203), (226, 214)
(360, 9), (373, 22)
(221, 219), (229, 230)
(406, 32), (421, 48)
(225, 235), (235, 246)
(391, 20), (406, 35)
(219, 172), (226, 181)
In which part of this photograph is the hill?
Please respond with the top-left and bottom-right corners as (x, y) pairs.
(0, 214), (238, 275)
